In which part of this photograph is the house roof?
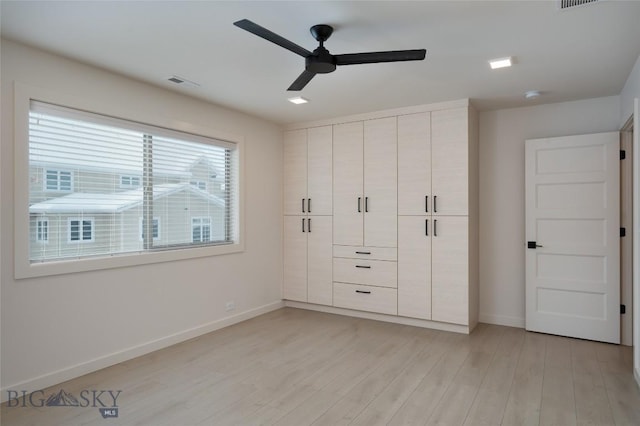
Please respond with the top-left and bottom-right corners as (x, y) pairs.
(29, 184), (225, 214)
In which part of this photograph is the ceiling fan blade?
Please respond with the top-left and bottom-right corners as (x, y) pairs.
(288, 70), (317, 91)
(234, 19), (312, 58)
(335, 49), (426, 66)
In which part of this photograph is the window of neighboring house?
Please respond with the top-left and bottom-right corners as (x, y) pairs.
(139, 217), (160, 241)
(45, 169), (73, 192)
(18, 96), (242, 278)
(192, 217), (211, 243)
(120, 175), (141, 188)
(190, 180), (207, 191)
(36, 218), (49, 243)
(68, 218), (94, 243)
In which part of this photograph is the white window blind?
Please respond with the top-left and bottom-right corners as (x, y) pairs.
(28, 101), (238, 263)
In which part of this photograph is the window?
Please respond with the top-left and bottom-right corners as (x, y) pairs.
(45, 169), (73, 192)
(190, 180), (207, 191)
(21, 98), (241, 274)
(120, 175), (141, 188)
(36, 218), (49, 242)
(140, 217), (160, 241)
(192, 217), (211, 243)
(68, 218), (94, 243)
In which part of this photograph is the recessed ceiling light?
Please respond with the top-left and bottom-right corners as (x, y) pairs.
(489, 57), (513, 69)
(525, 90), (541, 99)
(288, 96), (309, 105)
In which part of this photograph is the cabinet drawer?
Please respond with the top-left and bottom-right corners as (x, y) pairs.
(333, 283), (397, 315)
(333, 245), (397, 261)
(333, 258), (397, 288)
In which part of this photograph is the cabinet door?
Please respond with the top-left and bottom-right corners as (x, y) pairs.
(398, 216), (431, 319)
(283, 216), (307, 302)
(431, 216), (468, 325)
(307, 216), (333, 306)
(432, 108), (468, 216)
(333, 121), (364, 246)
(363, 117), (397, 247)
(307, 126), (333, 216)
(284, 129), (308, 215)
(398, 113), (431, 216)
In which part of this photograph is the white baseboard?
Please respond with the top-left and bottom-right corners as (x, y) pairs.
(1, 300), (284, 403)
(479, 312), (525, 328)
(285, 301), (472, 334)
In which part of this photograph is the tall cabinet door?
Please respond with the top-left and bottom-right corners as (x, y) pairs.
(398, 216), (431, 319)
(284, 129), (308, 215)
(283, 216), (307, 302)
(364, 117), (397, 247)
(307, 216), (333, 306)
(398, 113), (431, 216)
(432, 108), (468, 216)
(307, 126), (333, 216)
(333, 122), (364, 246)
(432, 216), (469, 325)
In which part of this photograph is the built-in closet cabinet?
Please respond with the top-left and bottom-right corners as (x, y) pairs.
(397, 106), (478, 327)
(284, 99), (478, 333)
(333, 117), (397, 247)
(283, 126), (333, 305)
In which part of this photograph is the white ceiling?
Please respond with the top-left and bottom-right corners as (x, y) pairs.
(2, 1), (640, 125)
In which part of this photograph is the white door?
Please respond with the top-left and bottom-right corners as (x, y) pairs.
(525, 132), (620, 343)
(307, 216), (333, 306)
(283, 215), (307, 302)
(398, 216), (431, 319)
(283, 129), (308, 215)
(307, 126), (333, 216)
(333, 121), (364, 246)
(431, 108), (469, 216)
(431, 216), (469, 325)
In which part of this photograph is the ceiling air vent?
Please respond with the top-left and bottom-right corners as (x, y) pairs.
(558, 0), (600, 10)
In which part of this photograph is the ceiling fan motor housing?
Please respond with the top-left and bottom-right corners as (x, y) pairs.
(306, 47), (336, 74)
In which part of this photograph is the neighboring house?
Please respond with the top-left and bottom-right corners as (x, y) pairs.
(27, 112), (228, 261)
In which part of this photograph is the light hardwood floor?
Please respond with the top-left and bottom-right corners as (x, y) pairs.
(2, 307), (639, 425)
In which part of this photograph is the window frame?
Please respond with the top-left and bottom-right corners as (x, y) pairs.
(14, 82), (244, 279)
(67, 217), (95, 243)
(191, 217), (212, 243)
(36, 218), (49, 243)
(139, 217), (160, 242)
(44, 169), (74, 192)
(120, 175), (141, 189)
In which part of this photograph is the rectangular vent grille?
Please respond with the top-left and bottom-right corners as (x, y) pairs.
(559, 0), (600, 9)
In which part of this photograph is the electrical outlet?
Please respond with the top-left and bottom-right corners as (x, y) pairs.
(225, 301), (235, 312)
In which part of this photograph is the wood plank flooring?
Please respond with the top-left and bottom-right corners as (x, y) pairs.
(2, 307), (639, 425)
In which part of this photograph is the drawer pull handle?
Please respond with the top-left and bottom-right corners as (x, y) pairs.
(355, 251), (371, 255)
(355, 265), (371, 269)
(356, 290), (371, 294)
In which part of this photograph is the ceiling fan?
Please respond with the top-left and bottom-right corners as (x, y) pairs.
(233, 19), (427, 91)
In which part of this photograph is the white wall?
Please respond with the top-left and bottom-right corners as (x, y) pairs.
(478, 96), (621, 327)
(0, 39), (284, 393)
(621, 54), (640, 125)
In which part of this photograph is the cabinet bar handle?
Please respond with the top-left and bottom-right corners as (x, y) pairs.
(434, 219), (438, 237)
(355, 290), (371, 294)
(302, 218), (306, 232)
(302, 198), (306, 213)
(425, 219), (429, 236)
(358, 197), (361, 212)
(308, 218), (311, 233)
(434, 195), (437, 213)
(308, 198), (311, 213)
(355, 265), (371, 269)
(425, 195), (429, 213)
(365, 197), (369, 212)
(355, 251), (371, 255)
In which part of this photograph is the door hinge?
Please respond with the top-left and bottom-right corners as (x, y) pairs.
(620, 227), (626, 237)
(620, 304), (626, 314)
(620, 150), (626, 160)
